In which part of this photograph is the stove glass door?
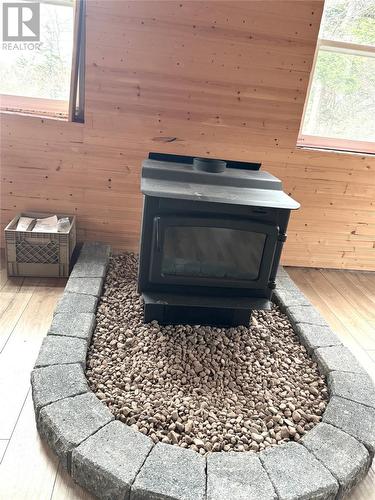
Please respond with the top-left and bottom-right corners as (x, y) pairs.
(162, 226), (265, 281)
(150, 216), (278, 289)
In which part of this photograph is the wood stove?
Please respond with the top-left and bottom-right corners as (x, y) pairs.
(138, 153), (299, 326)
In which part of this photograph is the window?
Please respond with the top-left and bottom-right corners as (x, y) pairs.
(298, 0), (375, 154)
(0, 0), (85, 121)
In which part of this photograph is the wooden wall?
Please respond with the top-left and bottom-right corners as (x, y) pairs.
(1, 1), (375, 270)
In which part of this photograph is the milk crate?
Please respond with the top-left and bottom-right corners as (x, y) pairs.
(4, 212), (76, 277)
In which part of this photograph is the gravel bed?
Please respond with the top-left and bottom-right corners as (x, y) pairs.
(86, 253), (328, 455)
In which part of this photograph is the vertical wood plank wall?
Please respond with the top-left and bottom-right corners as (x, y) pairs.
(1, 1), (374, 270)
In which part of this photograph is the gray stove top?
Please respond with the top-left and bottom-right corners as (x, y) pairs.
(141, 159), (300, 210)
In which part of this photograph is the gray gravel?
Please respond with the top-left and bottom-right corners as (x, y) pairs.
(86, 253), (328, 455)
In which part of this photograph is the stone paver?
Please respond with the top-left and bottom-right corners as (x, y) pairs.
(274, 288), (310, 309)
(69, 260), (107, 279)
(287, 305), (329, 327)
(34, 335), (87, 368)
(54, 292), (98, 315)
(302, 422), (371, 499)
(328, 371), (375, 409)
(207, 452), (276, 500)
(260, 442), (339, 499)
(48, 312), (96, 342)
(314, 345), (365, 375)
(69, 242), (110, 279)
(79, 242), (111, 260)
(72, 421), (153, 500)
(276, 266), (289, 278)
(38, 393), (114, 471)
(31, 363), (88, 416)
(65, 277), (104, 297)
(323, 396), (375, 455)
(275, 275), (299, 292)
(294, 323), (342, 352)
(130, 443), (206, 500)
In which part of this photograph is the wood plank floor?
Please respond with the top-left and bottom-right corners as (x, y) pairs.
(0, 263), (374, 499)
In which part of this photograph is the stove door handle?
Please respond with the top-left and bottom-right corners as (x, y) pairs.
(155, 217), (161, 252)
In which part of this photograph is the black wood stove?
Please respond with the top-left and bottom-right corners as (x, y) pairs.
(138, 153), (299, 326)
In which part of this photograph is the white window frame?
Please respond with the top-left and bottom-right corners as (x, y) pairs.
(297, 38), (375, 155)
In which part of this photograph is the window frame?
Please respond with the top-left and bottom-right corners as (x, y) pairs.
(297, 37), (375, 155)
(0, 0), (85, 122)
(68, 0), (85, 122)
(0, 94), (68, 119)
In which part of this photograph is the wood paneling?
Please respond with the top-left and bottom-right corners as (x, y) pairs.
(1, 1), (375, 270)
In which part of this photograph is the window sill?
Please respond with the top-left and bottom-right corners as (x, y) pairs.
(297, 135), (375, 156)
(0, 95), (68, 121)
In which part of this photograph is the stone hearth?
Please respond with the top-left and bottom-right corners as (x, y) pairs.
(31, 243), (375, 500)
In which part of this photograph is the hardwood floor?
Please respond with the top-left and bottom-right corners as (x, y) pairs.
(0, 266), (93, 500)
(288, 268), (375, 382)
(0, 262), (374, 499)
